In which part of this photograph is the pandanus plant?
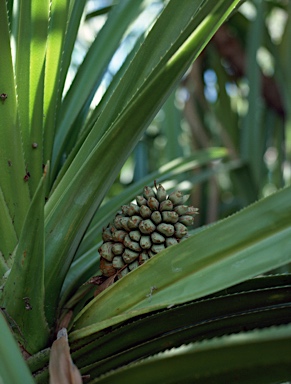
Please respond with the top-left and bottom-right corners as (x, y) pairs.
(1, 0), (291, 383)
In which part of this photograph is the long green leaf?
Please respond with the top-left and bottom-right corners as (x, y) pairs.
(241, 0), (265, 189)
(2, 168), (50, 353)
(44, 0), (242, 326)
(57, 0), (87, 100)
(15, 1), (31, 179)
(68, 277), (291, 377)
(66, 0), (212, 166)
(51, 0), (228, 186)
(0, 312), (35, 384)
(0, 0), (30, 238)
(90, 325), (291, 384)
(28, 1), (50, 195)
(0, 186), (17, 268)
(50, 33), (146, 192)
(15, 1), (50, 196)
(32, 276), (291, 379)
(43, 0), (70, 173)
(69, 273), (290, 343)
(280, 1), (291, 157)
(60, 244), (100, 309)
(211, 46), (239, 150)
(162, 91), (184, 160)
(73, 185), (291, 329)
(85, 5), (114, 20)
(52, 0), (145, 178)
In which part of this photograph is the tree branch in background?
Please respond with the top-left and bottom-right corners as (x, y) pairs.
(212, 25), (285, 119)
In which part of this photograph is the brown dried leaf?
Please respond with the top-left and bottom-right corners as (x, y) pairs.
(87, 275), (106, 285)
(93, 274), (116, 297)
(49, 328), (82, 384)
(58, 310), (74, 330)
(93, 265), (129, 296)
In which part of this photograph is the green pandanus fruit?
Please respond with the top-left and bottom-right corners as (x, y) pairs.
(99, 183), (198, 279)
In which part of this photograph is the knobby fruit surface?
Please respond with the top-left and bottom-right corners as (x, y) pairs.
(99, 184), (198, 278)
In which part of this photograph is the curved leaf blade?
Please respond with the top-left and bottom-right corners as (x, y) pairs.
(58, 0), (87, 100)
(52, 0), (145, 177)
(91, 325), (291, 384)
(73, 185), (291, 329)
(31, 276), (290, 379)
(68, 278), (291, 380)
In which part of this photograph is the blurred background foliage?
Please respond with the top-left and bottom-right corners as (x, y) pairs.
(70, 0), (290, 228)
